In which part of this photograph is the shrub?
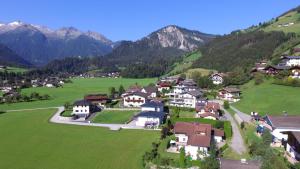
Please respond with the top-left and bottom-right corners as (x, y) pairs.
(223, 101), (230, 109)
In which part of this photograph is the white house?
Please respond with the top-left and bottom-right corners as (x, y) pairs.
(218, 87), (241, 102)
(210, 73), (225, 85)
(135, 111), (166, 127)
(141, 101), (164, 112)
(123, 92), (148, 107)
(285, 131), (300, 161)
(173, 122), (224, 160)
(263, 115), (300, 143)
(169, 90), (203, 108)
(72, 100), (92, 118)
(283, 56), (300, 67)
(141, 86), (158, 98)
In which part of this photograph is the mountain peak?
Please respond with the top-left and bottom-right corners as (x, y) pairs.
(8, 21), (23, 26)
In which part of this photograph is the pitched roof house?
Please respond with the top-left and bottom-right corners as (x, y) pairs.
(173, 122), (224, 160)
(263, 115), (300, 143)
(218, 87), (241, 102)
(196, 101), (221, 120)
(72, 100), (93, 118)
(122, 92), (149, 107)
(84, 94), (111, 106)
(135, 111), (166, 128)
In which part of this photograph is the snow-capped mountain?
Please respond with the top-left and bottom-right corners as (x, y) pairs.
(0, 21), (113, 65)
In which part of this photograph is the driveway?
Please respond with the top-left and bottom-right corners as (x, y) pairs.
(221, 106), (247, 155)
(230, 105), (252, 123)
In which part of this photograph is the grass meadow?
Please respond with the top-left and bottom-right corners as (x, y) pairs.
(0, 109), (159, 169)
(233, 80), (300, 115)
(92, 110), (138, 124)
(0, 77), (155, 110)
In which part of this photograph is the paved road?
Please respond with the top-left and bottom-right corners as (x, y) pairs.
(49, 107), (153, 131)
(221, 106), (247, 155)
(230, 105), (252, 123)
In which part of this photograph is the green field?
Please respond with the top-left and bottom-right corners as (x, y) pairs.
(0, 66), (28, 73)
(185, 68), (215, 78)
(0, 77), (155, 110)
(233, 80), (300, 115)
(167, 51), (203, 75)
(93, 110), (138, 124)
(263, 11), (300, 34)
(0, 109), (159, 169)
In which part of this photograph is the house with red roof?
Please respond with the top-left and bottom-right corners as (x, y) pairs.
(195, 101), (221, 120)
(173, 122), (224, 160)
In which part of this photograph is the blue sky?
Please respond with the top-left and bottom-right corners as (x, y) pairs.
(0, 0), (300, 41)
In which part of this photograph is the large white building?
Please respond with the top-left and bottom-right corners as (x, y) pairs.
(263, 115), (300, 143)
(135, 111), (166, 127)
(72, 100), (92, 118)
(168, 79), (203, 108)
(123, 92), (148, 107)
(173, 122), (224, 160)
(283, 56), (300, 67)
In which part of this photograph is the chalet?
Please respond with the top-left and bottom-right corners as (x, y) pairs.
(169, 90), (203, 108)
(141, 101), (164, 112)
(210, 73), (225, 85)
(72, 100), (92, 119)
(218, 87), (241, 102)
(141, 86), (158, 98)
(84, 94), (111, 106)
(251, 60), (268, 73)
(282, 56), (300, 67)
(262, 65), (289, 75)
(284, 131), (300, 161)
(135, 111), (166, 128)
(156, 81), (172, 92)
(290, 66), (300, 79)
(123, 92), (148, 107)
(173, 122), (224, 160)
(196, 101), (221, 120)
(263, 115), (300, 144)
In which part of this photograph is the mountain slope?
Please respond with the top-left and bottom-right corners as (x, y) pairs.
(0, 21), (113, 65)
(108, 25), (215, 65)
(0, 43), (32, 67)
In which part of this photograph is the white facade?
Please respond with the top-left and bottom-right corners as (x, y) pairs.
(218, 92), (240, 102)
(46, 83), (54, 88)
(135, 116), (161, 127)
(214, 136), (223, 143)
(185, 145), (208, 160)
(72, 105), (90, 118)
(286, 143), (300, 160)
(272, 128), (300, 142)
(123, 94), (146, 107)
(211, 74), (223, 85)
(169, 93), (198, 108)
(286, 58), (300, 67)
(141, 106), (163, 112)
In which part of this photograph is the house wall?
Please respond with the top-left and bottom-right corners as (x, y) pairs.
(123, 95), (146, 107)
(185, 145), (208, 160)
(141, 106), (163, 112)
(214, 136), (223, 143)
(72, 105), (90, 117)
(175, 134), (188, 144)
(286, 59), (300, 66)
(135, 117), (160, 127)
(211, 76), (223, 85)
(272, 128), (300, 142)
(286, 143), (300, 160)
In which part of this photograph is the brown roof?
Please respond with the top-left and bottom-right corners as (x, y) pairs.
(174, 122), (215, 147)
(126, 85), (142, 93)
(188, 135), (211, 147)
(222, 87), (241, 93)
(292, 132), (300, 143)
(267, 115), (300, 129)
(213, 128), (225, 137)
(220, 159), (261, 169)
(84, 94), (109, 101)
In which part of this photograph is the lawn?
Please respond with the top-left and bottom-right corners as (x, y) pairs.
(92, 110), (138, 124)
(0, 66), (28, 73)
(0, 77), (155, 110)
(233, 80), (300, 115)
(0, 109), (160, 169)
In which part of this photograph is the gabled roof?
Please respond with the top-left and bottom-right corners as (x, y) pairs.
(142, 86), (157, 93)
(186, 90), (203, 97)
(141, 101), (163, 108)
(266, 115), (300, 129)
(73, 99), (92, 106)
(135, 111), (166, 119)
(188, 135), (211, 147)
(221, 87), (241, 93)
(123, 91), (149, 98)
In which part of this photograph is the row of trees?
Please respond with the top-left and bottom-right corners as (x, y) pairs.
(108, 85), (125, 99)
(1, 92), (50, 104)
